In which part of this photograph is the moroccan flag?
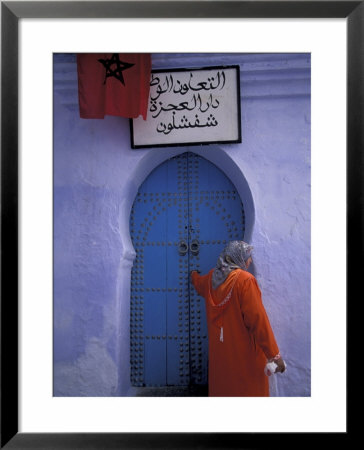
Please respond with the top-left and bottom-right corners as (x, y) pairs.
(77, 53), (151, 120)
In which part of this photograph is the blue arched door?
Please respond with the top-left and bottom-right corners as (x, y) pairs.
(130, 152), (245, 387)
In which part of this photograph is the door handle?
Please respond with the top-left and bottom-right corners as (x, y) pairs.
(190, 239), (200, 256)
(178, 240), (188, 256)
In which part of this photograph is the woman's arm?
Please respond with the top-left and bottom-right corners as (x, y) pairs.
(238, 276), (281, 363)
(190, 270), (210, 298)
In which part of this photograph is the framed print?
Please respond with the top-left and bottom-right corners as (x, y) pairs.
(1, 1), (356, 448)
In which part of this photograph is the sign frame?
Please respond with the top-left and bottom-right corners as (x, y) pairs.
(130, 64), (242, 149)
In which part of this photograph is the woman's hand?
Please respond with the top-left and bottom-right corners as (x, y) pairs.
(273, 357), (286, 373)
(190, 270), (200, 283)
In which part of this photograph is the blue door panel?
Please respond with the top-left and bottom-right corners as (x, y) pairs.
(143, 292), (166, 336)
(144, 339), (166, 386)
(130, 152), (245, 387)
(167, 338), (189, 386)
(143, 246), (167, 288)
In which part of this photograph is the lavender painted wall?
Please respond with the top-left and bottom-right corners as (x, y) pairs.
(53, 53), (310, 397)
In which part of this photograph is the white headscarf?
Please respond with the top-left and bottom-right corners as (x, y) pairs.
(211, 241), (253, 289)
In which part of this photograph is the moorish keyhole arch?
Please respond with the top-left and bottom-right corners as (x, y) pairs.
(129, 151), (249, 388)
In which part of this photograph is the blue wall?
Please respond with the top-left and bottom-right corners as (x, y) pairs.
(53, 53), (311, 396)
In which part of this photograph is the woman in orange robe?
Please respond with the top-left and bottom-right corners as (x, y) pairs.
(191, 241), (285, 397)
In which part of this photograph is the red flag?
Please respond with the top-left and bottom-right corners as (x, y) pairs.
(77, 53), (151, 120)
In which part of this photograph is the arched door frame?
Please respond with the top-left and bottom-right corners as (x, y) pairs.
(117, 146), (255, 396)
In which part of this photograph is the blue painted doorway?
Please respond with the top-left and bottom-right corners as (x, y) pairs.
(130, 152), (245, 387)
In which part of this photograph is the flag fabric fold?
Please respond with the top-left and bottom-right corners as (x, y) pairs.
(77, 53), (151, 120)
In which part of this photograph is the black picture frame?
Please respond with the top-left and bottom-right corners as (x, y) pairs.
(130, 65), (242, 149)
(1, 1), (356, 448)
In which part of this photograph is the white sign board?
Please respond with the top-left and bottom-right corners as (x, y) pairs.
(131, 65), (241, 148)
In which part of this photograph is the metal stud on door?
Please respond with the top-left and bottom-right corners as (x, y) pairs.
(130, 152), (245, 388)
